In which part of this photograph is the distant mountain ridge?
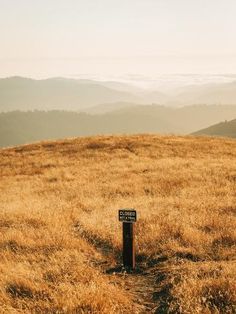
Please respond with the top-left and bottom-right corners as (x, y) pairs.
(1, 76), (236, 112)
(0, 76), (140, 111)
(0, 76), (167, 112)
(88, 103), (236, 133)
(174, 81), (236, 105)
(1, 105), (236, 147)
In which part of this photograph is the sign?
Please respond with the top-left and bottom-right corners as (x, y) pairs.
(118, 208), (137, 270)
(119, 209), (137, 223)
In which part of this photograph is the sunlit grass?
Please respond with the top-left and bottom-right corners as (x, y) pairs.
(0, 134), (235, 313)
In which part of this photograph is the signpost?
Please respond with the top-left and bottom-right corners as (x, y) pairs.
(119, 209), (137, 270)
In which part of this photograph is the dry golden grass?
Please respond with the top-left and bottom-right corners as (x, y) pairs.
(0, 134), (235, 313)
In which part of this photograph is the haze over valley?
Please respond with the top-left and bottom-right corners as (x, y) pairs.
(1, 75), (236, 147)
(2, 76), (236, 112)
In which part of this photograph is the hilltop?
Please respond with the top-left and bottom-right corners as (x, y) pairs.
(193, 118), (236, 138)
(0, 134), (235, 313)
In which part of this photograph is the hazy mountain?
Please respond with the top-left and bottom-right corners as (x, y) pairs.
(175, 81), (236, 105)
(0, 110), (171, 147)
(88, 103), (236, 133)
(0, 77), (143, 112)
(140, 90), (174, 104)
(1, 105), (236, 147)
(169, 104), (236, 133)
(84, 102), (140, 114)
(95, 81), (143, 93)
(193, 119), (236, 138)
(1, 77), (236, 113)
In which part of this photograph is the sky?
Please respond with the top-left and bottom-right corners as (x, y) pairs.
(1, 0), (236, 82)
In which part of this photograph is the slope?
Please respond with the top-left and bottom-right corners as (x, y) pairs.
(193, 118), (236, 138)
(0, 135), (235, 313)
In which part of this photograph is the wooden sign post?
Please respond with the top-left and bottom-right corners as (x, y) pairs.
(119, 209), (137, 270)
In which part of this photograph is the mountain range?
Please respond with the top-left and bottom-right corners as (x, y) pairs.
(1, 76), (236, 113)
(0, 76), (165, 111)
(174, 81), (236, 106)
(1, 76), (236, 147)
(1, 105), (236, 147)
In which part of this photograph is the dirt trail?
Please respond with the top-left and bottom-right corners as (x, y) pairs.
(75, 223), (173, 313)
(111, 270), (158, 313)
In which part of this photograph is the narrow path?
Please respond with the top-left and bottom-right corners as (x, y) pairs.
(75, 222), (172, 313)
(117, 269), (159, 313)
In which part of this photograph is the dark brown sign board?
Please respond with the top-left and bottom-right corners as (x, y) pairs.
(119, 209), (137, 223)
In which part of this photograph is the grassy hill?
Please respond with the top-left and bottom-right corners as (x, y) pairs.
(193, 118), (236, 138)
(0, 135), (235, 313)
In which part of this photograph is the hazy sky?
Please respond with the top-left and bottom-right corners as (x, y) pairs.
(1, 0), (236, 79)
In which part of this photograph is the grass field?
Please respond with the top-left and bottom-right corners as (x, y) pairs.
(0, 134), (235, 313)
